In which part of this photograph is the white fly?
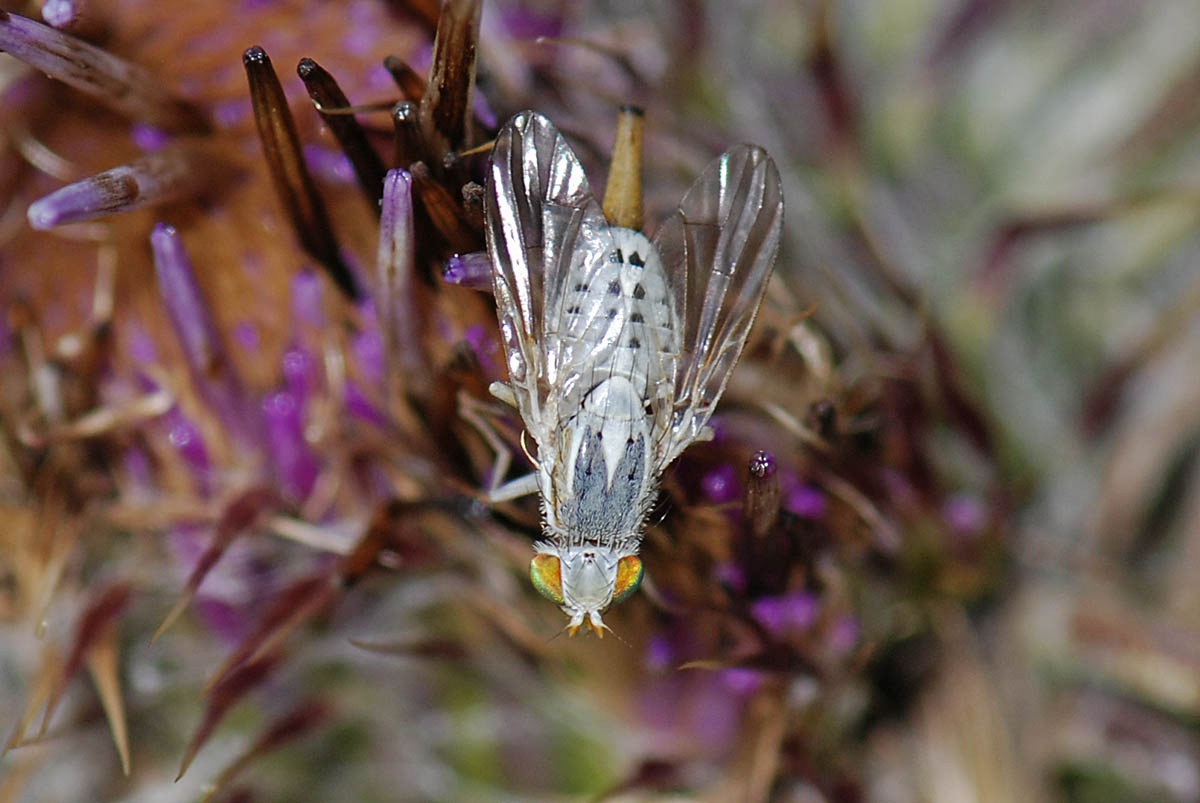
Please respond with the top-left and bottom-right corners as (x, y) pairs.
(482, 110), (783, 635)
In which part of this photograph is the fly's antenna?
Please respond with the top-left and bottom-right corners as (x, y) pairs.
(602, 105), (644, 230)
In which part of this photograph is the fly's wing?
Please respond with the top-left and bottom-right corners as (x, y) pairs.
(651, 145), (783, 468)
(485, 111), (624, 446)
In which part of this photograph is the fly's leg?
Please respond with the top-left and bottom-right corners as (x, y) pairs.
(457, 389), (538, 503)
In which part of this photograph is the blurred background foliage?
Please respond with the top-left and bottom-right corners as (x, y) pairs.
(2, 0), (1200, 801)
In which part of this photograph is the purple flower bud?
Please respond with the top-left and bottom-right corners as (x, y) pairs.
(443, 251), (493, 291)
(262, 391), (318, 502)
(28, 145), (213, 229)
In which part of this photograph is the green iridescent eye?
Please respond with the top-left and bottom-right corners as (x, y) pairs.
(530, 554), (565, 605)
(611, 555), (643, 604)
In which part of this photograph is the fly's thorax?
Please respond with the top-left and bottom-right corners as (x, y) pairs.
(529, 540), (644, 635)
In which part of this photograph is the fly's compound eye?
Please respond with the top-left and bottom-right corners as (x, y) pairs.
(611, 555), (644, 604)
(530, 554), (565, 605)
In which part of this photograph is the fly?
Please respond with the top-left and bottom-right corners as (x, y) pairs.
(482, 107), (783, 635)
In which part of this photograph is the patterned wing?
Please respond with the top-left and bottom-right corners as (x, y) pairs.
(485, 111), (624, 445)
(651, 145), (783, 467)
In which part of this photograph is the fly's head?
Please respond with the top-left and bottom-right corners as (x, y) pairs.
(529, 541), (643, 637)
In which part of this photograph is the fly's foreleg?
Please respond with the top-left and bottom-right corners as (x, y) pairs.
(457, 389), (538, 503)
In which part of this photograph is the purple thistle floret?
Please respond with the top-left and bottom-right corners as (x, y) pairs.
(828, 614), (860, 657)
(375, 169), (427, 389)
(701, 464), (740, 505)
(291, 269), (325, 330)
(27, 146), (207, 229)
(130, 123), (171, 152)
(262, 391), (319, 503)
(751, 591), (820, 637)
(151, 223), (253, 445)
(302, 144), (356, 186)
(39, 0), (81, 30)
(282, 345), (315, 402)
(0, 10), (209, 131)
(164, 406), (212, 494)
(942, 492), (986, 537)
(785, 481), (827, 519)
(343, 381), (387, 428)
(442, 251), (492, 290)
(352, 328), (384, 388)
(719, 668), (764, 696)
(151, 224), (224, 380)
